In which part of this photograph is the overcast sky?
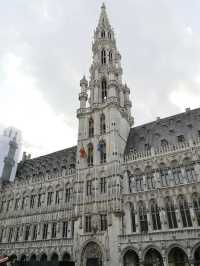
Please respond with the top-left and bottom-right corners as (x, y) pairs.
(0, 0), (200, 158)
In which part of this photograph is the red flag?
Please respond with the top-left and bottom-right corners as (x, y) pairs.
(80, 146), (87, 158)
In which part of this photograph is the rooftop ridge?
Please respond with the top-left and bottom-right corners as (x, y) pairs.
(21, 145), (77, 162)
(132, 106), (200, 130)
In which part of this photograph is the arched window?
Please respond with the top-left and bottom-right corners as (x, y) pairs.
(160, 167), (170, 187)
(99, 140), (106, 164)
(51, 253), (59, 262)
(63, 252), (71, 262)
(101, 79), (107, 102)
(89, 117), (94, 138)
(185, 164), (196, 182)
(65, 185), (71, 203)
(135, 176), (144, 191)
(109, 51), (113, 63)
(123, 250), (139, 266)
(100, 113), (106, 134)
(144, 249), (163, 266)
(146, 174), (156, 190)
(168, 247), (189, 266)
(101, 49), (106, 65)
(101, 30), (105, 38)
(192, 193), (200, 225)
(108, 31), (112, 39)
(86, 180), (92, 196)
(178, 195), (192, 227)
(172, 166), (183, 185)
(150, 200), (161, 230)
(30, 254), (36, 261)
(138, 201), (148, 232)
(100, 177), (106, 193)
(40, 254), (47, 262)
(87, 143), (93, 167)
(165, 197), (178, 229)
(127, 171), (132, 193)
(130, 204), (136, 232)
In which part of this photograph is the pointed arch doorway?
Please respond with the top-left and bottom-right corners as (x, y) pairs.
(81, 242), (103, 266)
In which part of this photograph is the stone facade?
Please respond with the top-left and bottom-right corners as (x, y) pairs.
(1, 4), (200, 266)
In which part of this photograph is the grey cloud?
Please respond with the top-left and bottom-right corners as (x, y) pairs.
(0, 0), (200, 135)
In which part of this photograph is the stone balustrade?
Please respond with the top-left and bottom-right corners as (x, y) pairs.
(118, 227), (200, 244)
(125, 137), (200, 163)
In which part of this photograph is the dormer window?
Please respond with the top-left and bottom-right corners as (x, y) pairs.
(101, 49), (106, 65)
(101, 30), (105, 38)
(177, 135), (185, 143)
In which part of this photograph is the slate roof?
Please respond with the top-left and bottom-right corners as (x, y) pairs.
(16, 146), (77, 179)
(125, 107), (200, 155)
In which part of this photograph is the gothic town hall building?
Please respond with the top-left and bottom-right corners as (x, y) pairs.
(1, 4), (200, 266)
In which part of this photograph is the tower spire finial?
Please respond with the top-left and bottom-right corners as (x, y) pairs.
(98, 2), (110, 29)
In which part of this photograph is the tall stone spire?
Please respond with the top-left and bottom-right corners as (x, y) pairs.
(97, 3), (111, 30)
(1, 135), (18, 182)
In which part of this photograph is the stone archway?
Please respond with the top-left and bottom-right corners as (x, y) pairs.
(51, 253), (59, 262)
(123, 249), (139, 266)
(81, 242), (103, 266)
(30, 254), (37, 261)
(62, 252), (71, 262)
(144, 248), (163, 266)
(10, 254), (17, 265)
(20, 255), (27, 262)
(168, 247), (189, 266)
(40, 253), (47, 262)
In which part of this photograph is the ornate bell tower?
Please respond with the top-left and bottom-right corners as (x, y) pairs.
(75, 4), (134, 265)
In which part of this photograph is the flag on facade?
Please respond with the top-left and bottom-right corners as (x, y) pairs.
(79, 145), (87, 158)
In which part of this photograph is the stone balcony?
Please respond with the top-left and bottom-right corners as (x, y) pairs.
(0, 237), (73, 250)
